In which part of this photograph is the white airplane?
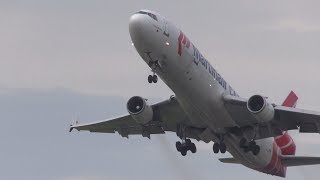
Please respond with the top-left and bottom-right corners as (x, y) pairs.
(70, 10), (320, 177)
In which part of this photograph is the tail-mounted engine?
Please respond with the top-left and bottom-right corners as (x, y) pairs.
(247, 95), (275, 123)
(127, 96), (153, 124)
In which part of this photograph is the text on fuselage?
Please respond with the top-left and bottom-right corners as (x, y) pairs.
(177, 31), (238, 96)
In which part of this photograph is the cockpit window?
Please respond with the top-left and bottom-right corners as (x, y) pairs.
(136, 11), (158, 21)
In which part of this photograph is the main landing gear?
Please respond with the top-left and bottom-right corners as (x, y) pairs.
(239, 138), (260, 156)
(213, 142), (227, 154)
(175, 124), (197, 156)
(212, 135), (227, 154)
(148, 74), (158, 83)
(176, 139), (197, 156)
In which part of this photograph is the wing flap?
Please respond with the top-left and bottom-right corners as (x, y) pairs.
(281, 155), (320, 167)
(274, 106), (320, 133)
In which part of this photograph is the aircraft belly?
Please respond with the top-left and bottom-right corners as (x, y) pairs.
(156, 50), (238, 132)
(224, 135), (274, 170)
(179, 62), (237, 132)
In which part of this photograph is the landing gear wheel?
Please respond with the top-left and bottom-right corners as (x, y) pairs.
(248, 141), (256, 150)
(247, 140), (260, 155)
(176, 141), (182, 152)
(239, 138), (247, 148)
(252, 145), (260, 155)
(152, 75), (158, 83)
(186, 139), (191, 145)
(148, 75), (153, 83)
(244, 147), (250, 153)
(190, 143), (197, 153)
(220, 143), (227, 154)
(181, 148), (187, 156)
(176, 139), (197, 156)
(213, 143), (220, 154)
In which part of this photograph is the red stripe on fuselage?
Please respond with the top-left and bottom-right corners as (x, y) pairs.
(262, 142), (286, 177)
(178, 31), (184, 56)
(275, 132), (296, 155)
(275, 91), (297, 156)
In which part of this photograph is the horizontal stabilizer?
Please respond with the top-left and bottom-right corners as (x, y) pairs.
(219, 158), (241, 164)
(281, 155), (320, 167)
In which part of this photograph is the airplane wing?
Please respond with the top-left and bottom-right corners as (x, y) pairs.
(281, 155), (320, 167)
(70, 97), (198, 138)
(219, 157), (241, 164)
(223, 94), (320, 139)
(69, 115), (165, 137)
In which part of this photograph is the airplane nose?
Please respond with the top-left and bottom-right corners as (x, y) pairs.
(129, 14), (143, 35)
(129, 14), (151, 47)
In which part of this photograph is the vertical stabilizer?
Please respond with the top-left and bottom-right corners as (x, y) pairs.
(275, 91), (298, 155)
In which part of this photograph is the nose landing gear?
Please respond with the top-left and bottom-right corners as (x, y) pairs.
(148, 74), (158, 83)
(213, 142), (227, 154)
(146, 55), (161, 84)
(212, 135), (227, 154)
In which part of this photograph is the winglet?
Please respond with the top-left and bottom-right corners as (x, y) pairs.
(69, 126), (74, 132)
(69, 118), (80, 132)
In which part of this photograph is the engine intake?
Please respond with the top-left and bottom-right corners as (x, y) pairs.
(127, 96), (153, 124)
(247, 95), (274, 123)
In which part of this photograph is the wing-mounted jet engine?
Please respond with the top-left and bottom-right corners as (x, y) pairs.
(247, 95), (275, 123)
(127, 96), (153, 124)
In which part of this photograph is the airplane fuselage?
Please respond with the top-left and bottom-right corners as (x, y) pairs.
(129, 10), (294, 177)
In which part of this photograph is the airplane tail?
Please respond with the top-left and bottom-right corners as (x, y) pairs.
(277, 91), (320, 168)
(274, 91), (298, 155)
(281, 156), (320, 167)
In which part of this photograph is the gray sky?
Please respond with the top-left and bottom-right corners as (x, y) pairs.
(2, 0), (320, 179)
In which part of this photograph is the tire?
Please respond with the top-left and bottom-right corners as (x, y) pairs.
(152, 75), (158, 83)
(248, 141), (256, 150)
(186, 139), (191, 145)
(148, 75), (153, 83)
(252, 145), (260, 156)
(244, 147), (250, 153)
(190, 143), (197, 153)
(220, 143), (227, 154)
(176, 141), (182, 152)
(213, 143), (220, 154)
(181, 149), (187, 156)
(239, 138), (247, 148)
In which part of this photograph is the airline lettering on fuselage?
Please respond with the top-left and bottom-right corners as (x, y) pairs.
(192, 44), (227, 90)
(177, 31), (238, 97)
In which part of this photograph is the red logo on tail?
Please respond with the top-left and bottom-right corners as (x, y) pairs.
(275, 91), (298, 155)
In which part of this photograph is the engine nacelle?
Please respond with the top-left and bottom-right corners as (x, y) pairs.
(127, 96), (153, 124)
(247, 95), (274, 123)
